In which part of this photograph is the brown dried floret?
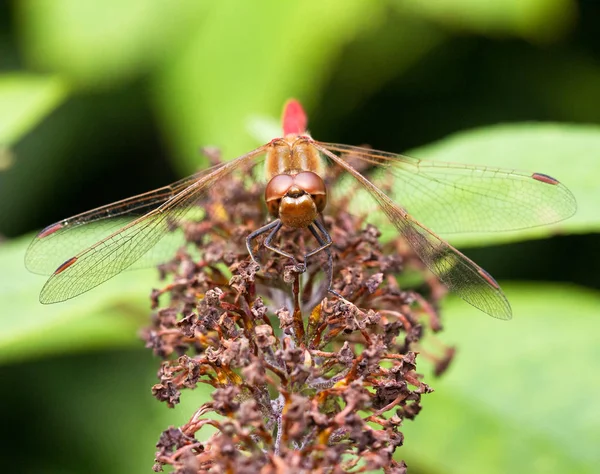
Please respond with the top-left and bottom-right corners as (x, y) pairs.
(142, 156), (453, 473)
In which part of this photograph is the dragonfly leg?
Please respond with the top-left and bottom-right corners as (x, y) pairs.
(260, 220), (303, 268)
(307, 220), (342, 298)
(305, 220), (332, 258)
(246, 219), (281, 265)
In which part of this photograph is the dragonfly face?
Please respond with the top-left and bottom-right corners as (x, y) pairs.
(26, 99), (577, 320)
(264, 170), (327, 228)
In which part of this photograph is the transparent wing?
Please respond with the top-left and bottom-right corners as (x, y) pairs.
(30, 147), (267, 303)
(316, 143), (512, 320)
(25, 167), (222, 276)
(319, 142), (576, 234)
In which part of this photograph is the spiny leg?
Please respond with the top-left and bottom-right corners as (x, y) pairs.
(262, 220), (304, 269)
(247, 219), (304, 271)
(247, 218), (340, 297)
(307, 220), (341, 298)
(246, 219), (281, 265)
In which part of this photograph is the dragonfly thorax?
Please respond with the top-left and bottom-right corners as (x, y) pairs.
(264, 136), (324, 180)
(265, 171), (327, 228)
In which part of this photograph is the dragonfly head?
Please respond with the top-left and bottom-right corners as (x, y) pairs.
(265, 171), (327, 228)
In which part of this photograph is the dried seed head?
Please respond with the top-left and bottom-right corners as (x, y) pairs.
(143, 152), (452, 473)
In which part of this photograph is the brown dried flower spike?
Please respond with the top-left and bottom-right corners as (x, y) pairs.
(143, 143), (447, 473)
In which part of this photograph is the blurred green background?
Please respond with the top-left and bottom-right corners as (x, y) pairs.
(1, 1), (600, 473)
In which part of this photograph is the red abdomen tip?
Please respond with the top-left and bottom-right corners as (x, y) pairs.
(282, 99), (307, 136)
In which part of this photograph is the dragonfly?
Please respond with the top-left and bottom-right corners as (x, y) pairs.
(26, 100), (576, 320)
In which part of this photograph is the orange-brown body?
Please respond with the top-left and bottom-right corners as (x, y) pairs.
(264, 135), (327, 229)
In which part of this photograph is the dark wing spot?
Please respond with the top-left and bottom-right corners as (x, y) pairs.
(532, 172), (559, 185)
(477, 267), (500, 289)
(54, 256), (78, 275)
(38, 222), (65, 239)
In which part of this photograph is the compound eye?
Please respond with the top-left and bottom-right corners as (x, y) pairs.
(266, 199), (281, 218)
(265, 174), (294, 201)
(294, 171), (326, 195)
(313, 194), (327, 213)
(294, 171), (327, 212)
(265, 175), (294, 218)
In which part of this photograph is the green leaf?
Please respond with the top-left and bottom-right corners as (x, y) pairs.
(402, 283), (600, 474)
(407, 123), (600, 247)
(152, 0), (385, 173)
(0, 235), (159, 365)
(0, 73), (67, 151)
(18, 0), (209, 89)
(397, 0), (576, 42)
